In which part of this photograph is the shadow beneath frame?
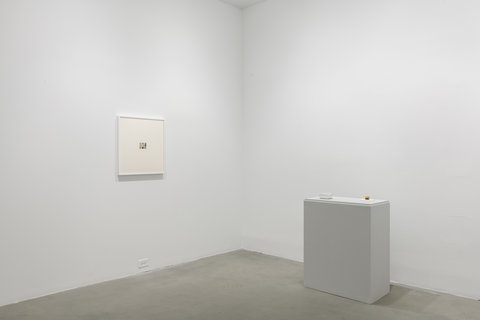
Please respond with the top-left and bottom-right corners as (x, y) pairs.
(117, 174), (164, 182)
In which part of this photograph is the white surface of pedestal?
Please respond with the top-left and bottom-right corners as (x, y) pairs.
(304, 196), (390, 304)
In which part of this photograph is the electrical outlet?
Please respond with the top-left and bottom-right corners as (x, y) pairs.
(138, 258), (150, 270)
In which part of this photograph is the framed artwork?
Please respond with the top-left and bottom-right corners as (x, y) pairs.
(117, 115), (165, 175)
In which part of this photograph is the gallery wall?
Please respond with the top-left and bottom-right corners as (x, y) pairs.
(2, 0), (479, 307)
(0, 0), (243, 306)
(242, 0), (480, 298)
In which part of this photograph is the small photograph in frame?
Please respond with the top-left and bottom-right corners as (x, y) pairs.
(117, 116), (165, 175)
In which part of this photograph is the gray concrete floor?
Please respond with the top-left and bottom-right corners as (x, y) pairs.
(1, 250), (479, 320)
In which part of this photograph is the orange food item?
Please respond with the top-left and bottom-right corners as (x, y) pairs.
(365, 196), (370, 200)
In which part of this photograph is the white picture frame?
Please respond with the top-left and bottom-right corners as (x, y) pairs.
(117, 115), (165, 176)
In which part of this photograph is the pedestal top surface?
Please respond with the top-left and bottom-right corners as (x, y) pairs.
(305, 196), (389, 206)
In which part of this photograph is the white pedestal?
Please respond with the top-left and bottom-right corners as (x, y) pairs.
(304, 196), (390, 304)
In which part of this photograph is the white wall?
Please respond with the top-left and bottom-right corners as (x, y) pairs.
(2, 0), (479, 306)
(243, 0), (480, 299)
(0, 0), (243, 306)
